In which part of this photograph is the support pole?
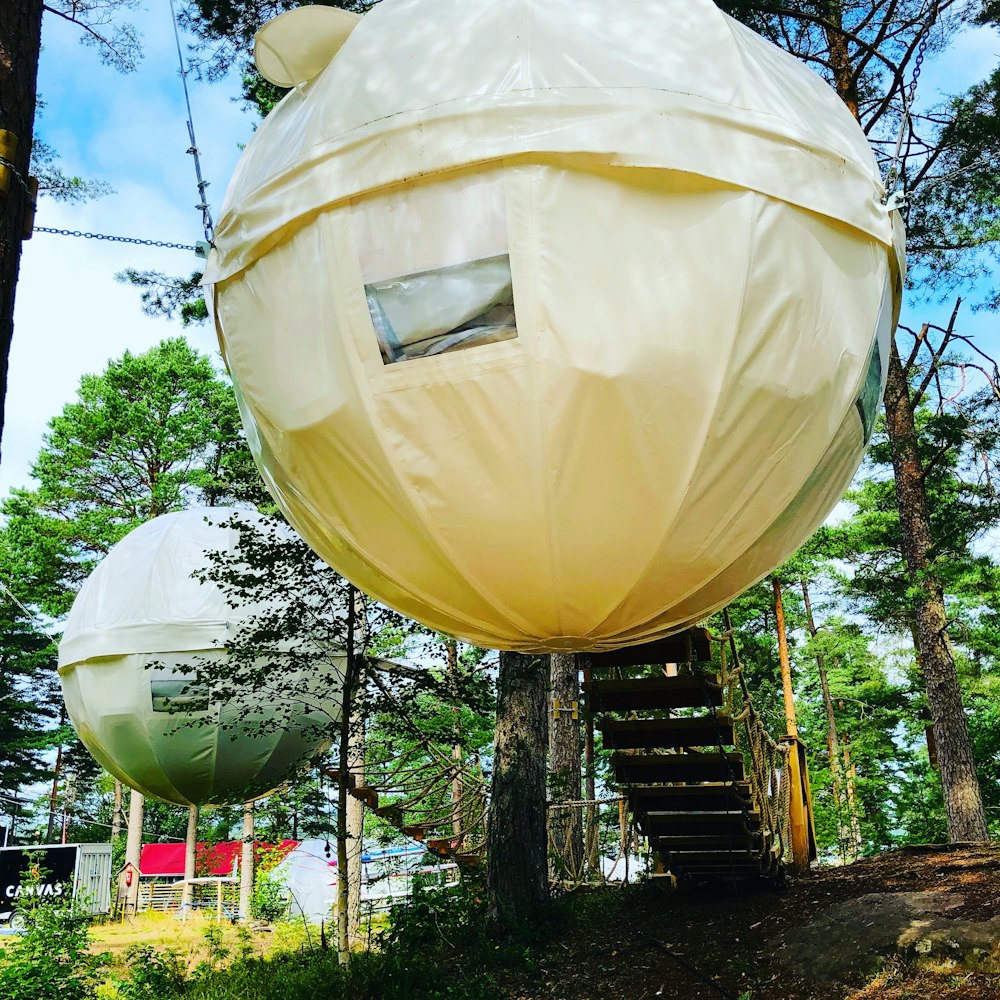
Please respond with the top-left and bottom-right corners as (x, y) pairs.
(121, 789), (144, 917)
(239, 802), (254, 922)
(182, 804), (199, 913)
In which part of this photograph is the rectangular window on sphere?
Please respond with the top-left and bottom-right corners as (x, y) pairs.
(855, 338), (882, 442)
(151, 678), (210, 714)
(365, 254), (518, 364)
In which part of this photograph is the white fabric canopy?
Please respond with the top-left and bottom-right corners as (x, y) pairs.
(58, 509), (344, 806)
(205, 0), (904, 652)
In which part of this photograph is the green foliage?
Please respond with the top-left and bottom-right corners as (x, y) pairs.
(0, 863), (106, 1000)
(105, 944), (187, 1000)
(1, 337), (266, 619)
(115, 270), (210, 326)
(251, 861), (289, 922)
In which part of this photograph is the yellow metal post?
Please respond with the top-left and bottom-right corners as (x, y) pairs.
(781, 735), (817, 873)
(0, 131), (17, 197)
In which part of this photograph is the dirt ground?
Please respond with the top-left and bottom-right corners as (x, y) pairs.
(502, 844), (1000, 1000)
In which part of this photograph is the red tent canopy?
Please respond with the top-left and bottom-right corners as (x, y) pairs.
(140, 839), (297, 876)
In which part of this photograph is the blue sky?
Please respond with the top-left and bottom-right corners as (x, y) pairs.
(2, 4), (999, 502)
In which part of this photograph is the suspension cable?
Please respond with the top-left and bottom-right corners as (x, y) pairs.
(168, 0), (215, 252)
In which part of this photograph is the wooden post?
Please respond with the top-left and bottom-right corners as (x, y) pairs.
(121, 789), (143, 916)
(239, 802), (254, 922)
(182, 804), (198, 913)
(216, 880), (223, 921)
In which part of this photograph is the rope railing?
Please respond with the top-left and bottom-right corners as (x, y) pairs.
(710, 623), (793, 874)
(546, 796), (639, 888)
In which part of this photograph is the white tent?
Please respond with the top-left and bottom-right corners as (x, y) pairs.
(204, 0), (904, 652)
(58, 509), (345, 806)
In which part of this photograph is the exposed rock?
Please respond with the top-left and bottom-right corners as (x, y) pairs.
(775, 890), (1000, 983)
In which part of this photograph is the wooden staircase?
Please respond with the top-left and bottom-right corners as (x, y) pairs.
(585, 629), (785, 880)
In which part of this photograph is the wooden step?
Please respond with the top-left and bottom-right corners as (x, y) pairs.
(644, 810), (760, 838)
(374, 804), (403, 825)
(352, 785), (379, 810)
(654, 835), (754, 852)
(587, 629), (712, 669)
(612, 751), (745, 784)
(628, 784), (751, 814)
(664, 850), (763, 871)
(426, 837), (461, 855)
(585, 676), (722, 713)
(599, 716), (732, 751)
(400, 824), (433, 841)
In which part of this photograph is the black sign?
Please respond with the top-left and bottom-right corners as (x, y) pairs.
(0, 846), (76, 922)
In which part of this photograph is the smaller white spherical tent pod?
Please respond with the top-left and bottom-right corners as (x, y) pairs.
(205, 0), (905, 652)
(58, 509), (344, 807)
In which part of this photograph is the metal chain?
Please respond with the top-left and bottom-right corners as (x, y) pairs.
(0, 156), (35, 201)
(34, 227), (197, 251)
(884, 20), (932, 202)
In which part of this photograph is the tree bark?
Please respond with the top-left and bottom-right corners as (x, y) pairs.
(239, 802), (254, 922)
(337, 585), (358, 964)
(0, 0), (43, 458)
(487, 651), (549, 924)
(182, 804), (198, 911)
(883, 341), (989, 840)
(346, 677), (365, 948)
(548, 652), (583, 881)
(582, 664), (599, 870)
(45, 742), (62, 843)
(111, 780), (123, 846)
(120, 789), (143, 916)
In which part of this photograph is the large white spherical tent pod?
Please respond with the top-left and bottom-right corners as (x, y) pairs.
(204, 0), (905, 653)
(58, 509), (344, 807)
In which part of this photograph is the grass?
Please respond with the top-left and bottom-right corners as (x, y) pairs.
(90, 911), (312, 967)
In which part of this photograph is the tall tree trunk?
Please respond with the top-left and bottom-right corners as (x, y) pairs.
(111, 781), (123, 847)
(487, 651), (549, 924)
(346, 671), (365, 948)
(582, 663), (599, 870)
(121, 789), (143, 916)
(447, 641), (464, 838)
(182, 804), (199, 911)
(239, 803), (254, 922)
(45, 741), (62, 843)
(548, 652), (583, 882)
(337, 585), (358, 964)
(883, 342), (989, 840)
(0, 0), (43, 458)
(801, 580), (853, 862)
(841, 732), (863, 856)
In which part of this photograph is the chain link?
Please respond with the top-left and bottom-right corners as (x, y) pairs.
(0, 156), (36, 202)
(34, 227), (197, 252)
(884, 21), (933, 201)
